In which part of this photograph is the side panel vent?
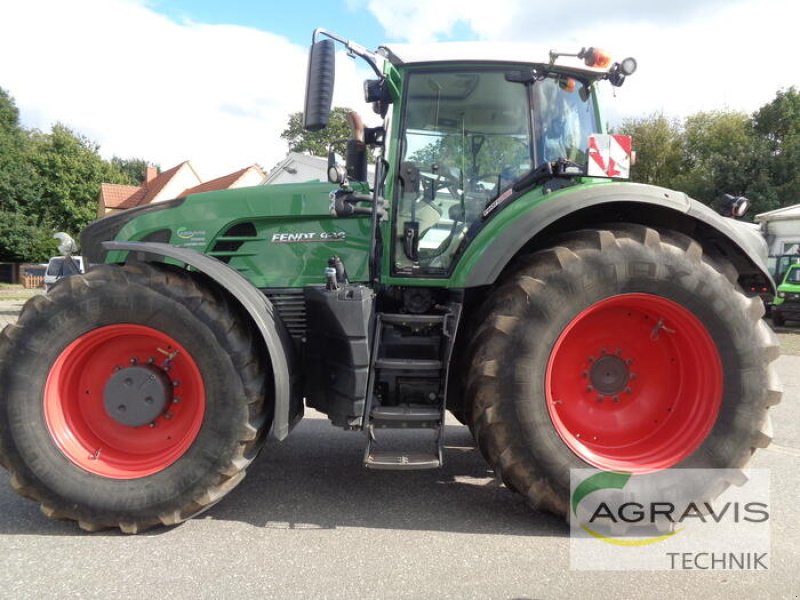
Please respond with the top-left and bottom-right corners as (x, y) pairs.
(210, 222), (258, 264)
(264, 289), (307, 343)
(224, 222), (257, 237)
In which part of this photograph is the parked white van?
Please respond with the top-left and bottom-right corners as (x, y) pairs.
(44, 256), (84, 292)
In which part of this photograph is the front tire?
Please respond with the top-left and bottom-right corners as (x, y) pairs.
(466, 226), (780, 516)
(0, 263), (269, 532)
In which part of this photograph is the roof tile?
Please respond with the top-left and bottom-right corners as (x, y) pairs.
(99, 183), (140, 209)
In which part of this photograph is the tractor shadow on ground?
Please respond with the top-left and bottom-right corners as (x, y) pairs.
(207, 416), (567, 537)
(0, 416), (566, 537)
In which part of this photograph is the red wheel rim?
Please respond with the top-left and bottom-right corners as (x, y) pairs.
(44, 325), (205, 479)
(545, 293), (722, 472)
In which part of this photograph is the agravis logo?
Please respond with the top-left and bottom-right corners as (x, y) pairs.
(569, 469), (771, 571)
(571, 471), (681, 547)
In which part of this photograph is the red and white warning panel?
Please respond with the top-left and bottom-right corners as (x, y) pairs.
(587, 134), (632, 179)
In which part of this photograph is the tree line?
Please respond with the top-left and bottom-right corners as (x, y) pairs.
(617, 87), (800, 216)
(2, 84), (798, 264)
(0, 87), (152, 263)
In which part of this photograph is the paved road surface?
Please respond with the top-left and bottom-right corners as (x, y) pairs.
(0, 299), (798, 599)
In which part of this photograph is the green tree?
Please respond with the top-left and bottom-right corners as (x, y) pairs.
(111, 156), (157, 185)
(28, 123), (130, 235)
(0, 88), (41, 216)
(0, 87), (158, 263)
(281, 106), (356, 157)
(617, 113), (683, 188)
(0, 88), (50, 262)
(0, 211), (56, 262)
(753, 87), (800, 209)
(678, 111), (773, 214)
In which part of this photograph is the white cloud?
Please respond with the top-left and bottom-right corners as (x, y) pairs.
(367, 0), (799, 123)
(0, 0), (373, 179)
(364, 0), (520, 43)
(2, 0), (796, 182)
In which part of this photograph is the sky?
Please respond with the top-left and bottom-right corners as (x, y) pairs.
(0, 0), (798, 180)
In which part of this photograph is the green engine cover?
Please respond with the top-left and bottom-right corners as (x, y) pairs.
(104, 181), (374, 288)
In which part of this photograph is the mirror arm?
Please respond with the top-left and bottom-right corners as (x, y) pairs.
(312, 28), (384, 79)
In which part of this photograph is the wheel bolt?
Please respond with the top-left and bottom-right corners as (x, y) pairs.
(613, 395), (620, 403)
(130, 357), (138, 365)
(172, 397), (181, 404)
(147, 357), (155, 364)
(630, 373), (637, 380)
(625, 387), (632, 394)
(586, 385), (593, 392)
(148, 422), (156, 428)
(626, 358), (634, 366)
(581, 371), (588, 378)
(163, 412), (173, 420)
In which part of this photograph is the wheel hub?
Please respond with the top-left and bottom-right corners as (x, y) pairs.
(103, 365), (172, 427)
(589, 355), (629, 395)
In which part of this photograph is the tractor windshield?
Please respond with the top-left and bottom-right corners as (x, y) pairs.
(394, 68), (597, 274)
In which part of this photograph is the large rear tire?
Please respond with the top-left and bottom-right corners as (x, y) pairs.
(0, 263), (269, 533)
(466, 226), (781, 516)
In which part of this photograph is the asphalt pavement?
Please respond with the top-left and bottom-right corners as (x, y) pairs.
(0, 299), (798, 599)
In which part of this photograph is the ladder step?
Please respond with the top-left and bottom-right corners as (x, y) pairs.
(364, 450), (441, 470)
(380, 313), (446, 326)
(374, 358), (442, 370)
(371, 405), (441, 423)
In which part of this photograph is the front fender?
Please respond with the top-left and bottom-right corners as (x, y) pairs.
(459, 182), (772, 290)
(103, 241), (300, 441)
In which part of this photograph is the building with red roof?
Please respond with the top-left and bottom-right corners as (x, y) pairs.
(98, 162), (266, 217)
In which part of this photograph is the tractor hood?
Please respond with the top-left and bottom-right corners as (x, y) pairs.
(82, 181), (339, 265)
(82, 180), (374, 288)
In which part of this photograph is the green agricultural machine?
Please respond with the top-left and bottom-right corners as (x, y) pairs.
(0, 30), (781, 533)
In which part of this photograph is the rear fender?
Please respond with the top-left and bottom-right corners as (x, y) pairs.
(103, 241), (300, 441)
(462, 183), (773, 292)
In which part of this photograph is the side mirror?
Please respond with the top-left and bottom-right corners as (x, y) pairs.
(303, 39), (336, 132)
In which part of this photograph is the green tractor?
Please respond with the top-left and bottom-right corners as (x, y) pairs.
(0, 30), (781, 533)
(771, 263), (800, 326)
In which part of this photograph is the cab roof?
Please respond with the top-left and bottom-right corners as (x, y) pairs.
(380, 41), (587, 69)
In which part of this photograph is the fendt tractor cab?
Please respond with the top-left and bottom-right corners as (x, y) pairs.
(0, 29), (780, 533)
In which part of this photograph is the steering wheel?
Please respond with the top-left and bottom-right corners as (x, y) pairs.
(419, 166), (463, 202)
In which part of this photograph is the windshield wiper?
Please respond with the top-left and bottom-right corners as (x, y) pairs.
(512, 158), (584, 193)
(481, 158), (583, 219)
